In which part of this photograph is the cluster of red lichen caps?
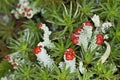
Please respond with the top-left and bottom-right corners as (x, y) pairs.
(96, 34), (104, 45)
(33, 46), (42, 54)
(71, 28), (82, 44)
(38, 23), (43, 29)
(81, 21), (94, 29)
(18, 4), (33, 17)
(71, 21), (94, 44)
(5, 56), (17, 68)
(64, 48), (76, 60)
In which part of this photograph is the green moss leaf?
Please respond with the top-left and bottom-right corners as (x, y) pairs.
(0, 60), (12, 78)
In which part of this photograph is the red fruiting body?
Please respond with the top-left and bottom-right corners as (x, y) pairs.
(96, 34), (104, 45)
(86, 21), (92, 26)
(70, 33), (75, 39)
(33, 46), (42, 54)
(64, 48), (75, 60)
(27, 9), (32, 12)
(82, 21), (94, 29)
(70, 34), (79, 44)
(72, 37), (79, 44)
(74, 28), (83, 35)
(5, 56), (11, 62)
(38, 23), (43, 29)
(24, 8), (32, 12)
(72, 36), (79, 44)
(24, 8), (29, 12)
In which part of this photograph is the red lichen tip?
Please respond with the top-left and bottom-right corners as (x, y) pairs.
(38, 23), (43, 30)
(5, 56), (11, 62)
(64, 48), (75, 60)
(74, 28), (83, 35)
(96, 34), (104, 45)
(33, 46), (42, 54)
(82, 21), (94, 29)
(70, 33), (79, 45)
